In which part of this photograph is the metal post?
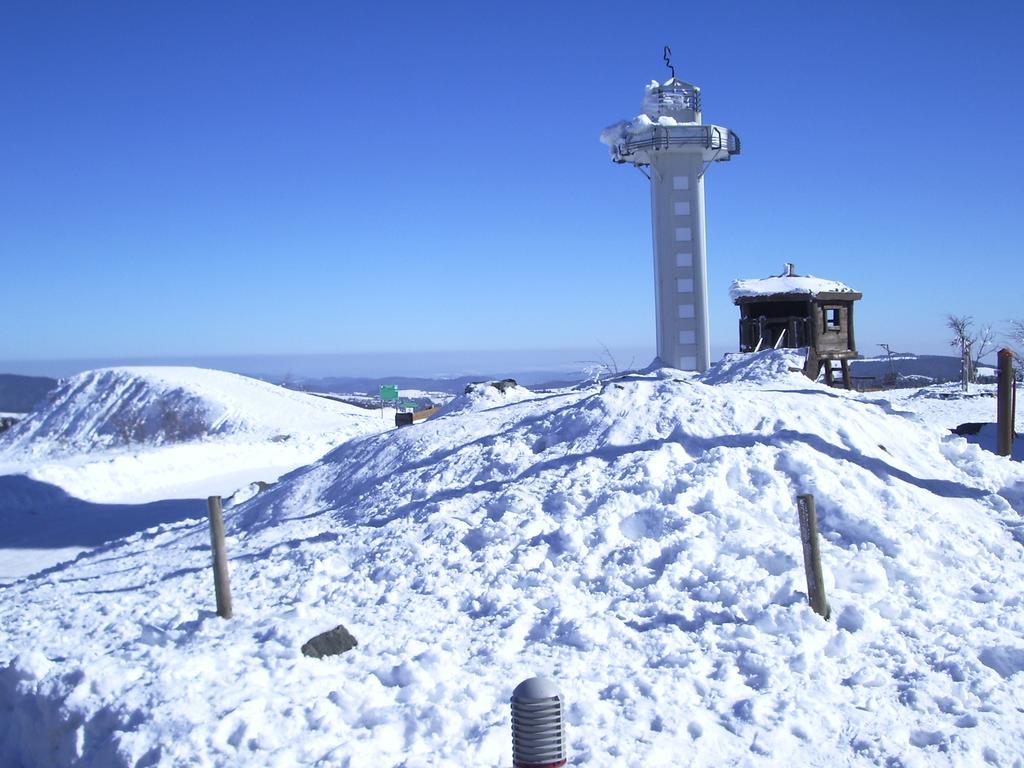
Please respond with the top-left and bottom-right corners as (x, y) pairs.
(511, 677), (566, 768)
(207, 495), (233, 619)
(998, 348), (1015, 457)
(796, 494), (830, 619)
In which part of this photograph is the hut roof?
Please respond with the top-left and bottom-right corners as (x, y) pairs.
(729, 265), (860, 303)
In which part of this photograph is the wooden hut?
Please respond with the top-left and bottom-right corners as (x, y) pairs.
(730, 263), (863, 387)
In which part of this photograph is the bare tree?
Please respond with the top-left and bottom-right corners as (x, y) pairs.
(947, 315), (996, 386)
(975, 325), (997, 363)
(577, 342), (634, 386)
(1010, 319), (1024, 351)
(1009, 320), (1024, 380)
(878, 343), (897, 386)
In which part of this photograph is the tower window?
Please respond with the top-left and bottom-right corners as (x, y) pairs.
(823, 307), (841, 331)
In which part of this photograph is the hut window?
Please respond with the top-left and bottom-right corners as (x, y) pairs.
(823, 307), (841, 331)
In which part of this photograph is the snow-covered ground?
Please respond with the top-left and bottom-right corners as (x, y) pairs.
(1, 351), (1022, 766)
(879, 382), (1002, 430)
(849, 354), (999, 389)
(0, 367), (392, 582)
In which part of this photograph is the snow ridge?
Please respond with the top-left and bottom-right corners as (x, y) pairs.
(0, 367), (373, 456)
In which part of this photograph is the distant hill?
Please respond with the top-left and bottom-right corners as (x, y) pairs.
(0, 366), (382, 456)
(0, 374), (58, 413)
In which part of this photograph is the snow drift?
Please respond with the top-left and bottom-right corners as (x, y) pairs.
(0, 367), (376, 455)
(2, 352), (1023, 766)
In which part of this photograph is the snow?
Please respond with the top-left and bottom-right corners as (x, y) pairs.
(878, 383), (1003, 429)
(599, 114), (696, 156)
(437, 379), (535, 417)
(600, 80), (700, 160)
(1, 351), (1023, 766)
(697, 349), (809, 385)
(0, 367), (392, 581)
(0, 367), (378, 455)
(730, 274), (859, 301)
(0, 367), (390, 503)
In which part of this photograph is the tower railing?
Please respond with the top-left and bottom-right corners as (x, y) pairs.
(613, 125), (740, 163)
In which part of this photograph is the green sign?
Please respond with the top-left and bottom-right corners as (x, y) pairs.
(399, 400), (417, 411)
(379, 385), (399, 402)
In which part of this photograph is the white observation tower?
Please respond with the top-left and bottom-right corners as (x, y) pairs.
(601, 55), (740, 372)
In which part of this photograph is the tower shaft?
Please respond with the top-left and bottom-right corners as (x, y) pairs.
(601, 76), (739, 372)
(649, 152), (709, 371)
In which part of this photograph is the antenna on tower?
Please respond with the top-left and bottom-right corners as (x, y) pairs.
(663, 46), (675, 80)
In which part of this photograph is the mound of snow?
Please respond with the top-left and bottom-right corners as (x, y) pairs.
(0, 367), (375, 456)
(2, 371), (1024, 766)
(437, 379), (534, 417)
(698, 348), (808, 385)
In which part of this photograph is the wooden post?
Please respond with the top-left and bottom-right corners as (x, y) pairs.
(796, 494), (830, 619)
(998, 349), (1015, 457)
(207, 495), (233, 619)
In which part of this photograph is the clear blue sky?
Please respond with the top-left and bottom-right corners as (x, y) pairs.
(2, 1), (1021, 377)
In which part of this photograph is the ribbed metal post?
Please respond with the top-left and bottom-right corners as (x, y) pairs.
(511, 677), (566, 768)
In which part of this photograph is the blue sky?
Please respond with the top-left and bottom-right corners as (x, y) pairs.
(2, 1), (1021, 377)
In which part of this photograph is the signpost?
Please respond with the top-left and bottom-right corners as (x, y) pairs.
(379, 384), (399, 419)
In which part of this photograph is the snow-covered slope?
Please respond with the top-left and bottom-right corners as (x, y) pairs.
(1, 352), (1023, 766)
(0, 367), (391, 506)
(0, 367), (393, 581)
(0, 367), (376, 455)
